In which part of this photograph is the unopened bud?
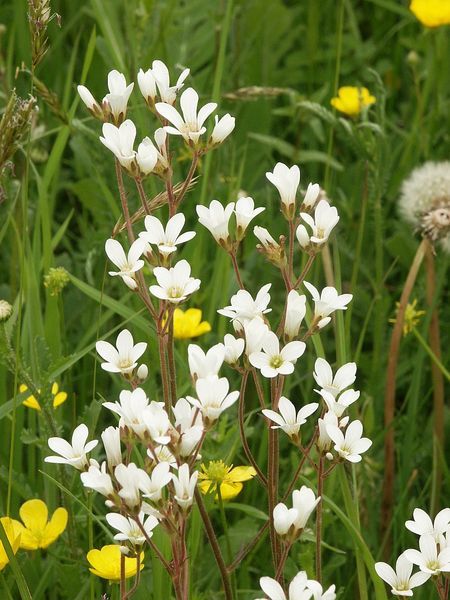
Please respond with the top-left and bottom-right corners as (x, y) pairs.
(137, 364), (148, 382)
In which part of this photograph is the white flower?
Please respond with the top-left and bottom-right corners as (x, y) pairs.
(284, 290), (307, 340)
(103, 388), (150, 439)
(317, 411), (339, 453)
(80, 462), (114, 497)
(266, 162), (300, 216)
(405, 508), (450, 542)
(188, 343), (225, 379)
(156, 87), (217, 143)
(253, 226), (280, 250)
(115, 463), (146, 509)
(218, 284), (272, 331)
(138, 462), (173, 502)
(273, 486), (320, 538)
(142, 402), (171, 444)
(303, 281), (352, 329)
(45, 424), (98, 470)
(105, 238), (146, 290)
(223, 334), (245, 364)
(100, 120), (136, 170)
(150, 259), (201, 303)
(262, 396), (318, 440)
(187, 375), (239, 423)
(249, 331), (305, 378)
(172, 464), (198, 511)
(326, 419), (372, 462)
(77, 85), (101, 114)
(301, 183), (321, 211)
(210, 113), (235, 145)
(172, 398), (204, 457)
(235, 197), (265, 238)
(313, 358), (357, 397)
(135, 137), (158, 175)
(375, 552), (431, 596)
(306, 580), (336, 600)
(318, 389), (360, 418)
(258, 571), (311, 600)
(138, 60), (189, 105)
(106, 512), (158, 546)
(101, 426), (122, 469)
(139, 213), (195, 256)
(196, 200), (235, 245)
(96, 329), (147, 375)
(243, 317), (270, 356)
(296, 200), (339, 250)
(405, 534), (450, 575)
(149, 445), (177, 468)
(102, 70), (134, 122)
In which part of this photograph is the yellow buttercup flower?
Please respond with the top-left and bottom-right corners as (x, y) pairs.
(198, 460), (257, 500)
(389, 299), (426, 337)
(11, 499), (68, 550)
(410, 0), (450, 28)
(172, 308), (211, 340)
(0, 517), (21, 571)
(20, 382), (68, 411)
(87, 545), (144, 581)
(330, 86), (376, 117)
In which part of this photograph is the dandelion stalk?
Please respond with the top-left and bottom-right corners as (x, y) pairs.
(381, 238), (427, 556)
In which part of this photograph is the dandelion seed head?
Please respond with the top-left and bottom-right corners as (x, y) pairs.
(398, 161), (450, 253)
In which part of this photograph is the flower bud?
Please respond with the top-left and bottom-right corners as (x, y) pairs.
(137, 364), (148, 383)
(210, 114), (235, 145)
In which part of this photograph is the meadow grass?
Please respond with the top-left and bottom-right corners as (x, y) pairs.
(0, 0), (449, 598)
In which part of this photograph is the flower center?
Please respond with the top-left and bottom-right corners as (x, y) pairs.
(269, 355), (283, 369)
(168, 286), (183, 298)
(201, 460), (230, 483)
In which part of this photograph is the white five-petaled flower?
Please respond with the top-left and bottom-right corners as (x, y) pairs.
(105, 238), (146, 290)
(139, 213), (196, 256)
(186, 375), (239, 423)
(138, 461), (173, 503)
(172, 398), (204, 457)
(304, 281), (352, 329)
(244, 317), (270, 356)
(375, 552), (431, 596)
(284, 290), (307, 340)
(326, 419), (372, 463)
(187, 343), (225, 379)
(102, 70), (134, 122)
(273, 486), (320, 538)
(222, 334), (245, 365)
(405, 508), (450, 542)
(266, 162), (300, 217)
(101, 426), (122, 469)
(138, 60), (190, 105)
(210, 113), (235, 145)
(135, 137), (158, 175)
(172, 464), (198, 511)
(306, 580), (337, 600)
(115, 462), (146, 510)
(313, 358), (357, 397)
(296, 199), (339, 250)
(257, 571), (312, 600)
(96, 329), (147, 375)
(106, 512), (159, 546)
(156, 87), (217, 143)
(234, 197), (265, 238)
(318, 389), (360, 418)
(405, 534), (450, 575)
(142, 402), (171, 445)
(218, 284), (272, 331)
(103, 388), (150, 439)
(317, 411), (339, 453)
(249, 331), (306, 378)
(301, 182), (321, 211)
(262, 396), (318, 440)
(150, 259), (201, 303)
(196, 200), (235, 245)
(46, 424), (98, 470)
(80, 462), (114, 497)
(100, 120), (137, 171)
